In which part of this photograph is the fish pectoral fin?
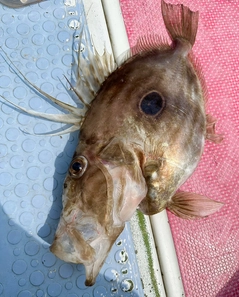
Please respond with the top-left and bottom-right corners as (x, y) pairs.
(206, 114), (224, 144)
(167, 191), (224, 219)
(161, 0), (199, 54)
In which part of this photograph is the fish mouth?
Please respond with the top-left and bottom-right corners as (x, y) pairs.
(50, 214), (124, 286)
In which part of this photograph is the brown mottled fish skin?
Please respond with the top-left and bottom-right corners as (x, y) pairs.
(50, 0), (223, 286)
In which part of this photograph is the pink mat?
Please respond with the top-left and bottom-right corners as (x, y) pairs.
(120, 0), (239, 296)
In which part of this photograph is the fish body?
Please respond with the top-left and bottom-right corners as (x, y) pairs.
(50, 0), (223, 286)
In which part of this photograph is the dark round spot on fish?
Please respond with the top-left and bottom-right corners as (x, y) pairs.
(140, 92), (164, 115)
(69, 155), (88, 178)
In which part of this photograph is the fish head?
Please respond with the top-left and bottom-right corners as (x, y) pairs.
(50, 140), (147, 286)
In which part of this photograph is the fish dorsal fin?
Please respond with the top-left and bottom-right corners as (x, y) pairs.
(72, 30), (117, 107)
(167, 191), (223, 219)
(131, 34), (170, 56)
(161, 0), (199, 48)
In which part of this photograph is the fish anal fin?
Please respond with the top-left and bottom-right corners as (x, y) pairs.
(161, 0), (199, 50)
(167, 191), (223, 219)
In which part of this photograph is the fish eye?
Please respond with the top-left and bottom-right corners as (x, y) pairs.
(69, 156), (88, 178)
(140, 91), (164, 116)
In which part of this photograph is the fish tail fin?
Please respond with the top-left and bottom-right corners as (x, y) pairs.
(167, 191), (224, 219)
(161, 0), (199, 48)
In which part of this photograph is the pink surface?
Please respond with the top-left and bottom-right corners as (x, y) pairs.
(120, 0), (239, 296)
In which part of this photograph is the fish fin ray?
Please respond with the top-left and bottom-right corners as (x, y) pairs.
(167, 191), (223, 219)
(21, 125), (80, 137)
(132, 35), (170, 55)
(72, 32), (117, 103)
(1, 95), (83, 124)
(0, 47), (83, 117)
(161, 0), (199, 47)
(206, 114), (224, 143)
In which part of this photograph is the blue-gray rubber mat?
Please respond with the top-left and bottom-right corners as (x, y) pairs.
(0, 1), (143, 296)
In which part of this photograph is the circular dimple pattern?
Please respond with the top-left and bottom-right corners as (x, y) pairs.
(53, 8), (66, 19)
(5, 37), (19, 49)
(25, 241), (40, 256)
(36, 58), (50, 70)
(7, 230), (22, 245)
(93, 286), (107, 297)
(13, 86), (27, 99)
(3, 201), (17, 215)
(10, 155), (24, 169)
(22, 139), (36, 152)
(17, 114), (31, 126)
(42, 252), (56, 267)
(65, 282), (73, 290)
(0, 75), (11, 88)
(32, 34), (45, 46)
(17, 24), (30, 36)
(36, 290), (44, 297)
(14, 183), (29, 197)
(18, 278), (26, 286)
(48, 270), (56, 279)
(104, 268), (118, 282)
(19, 212), (34, 226)
(27, 166), (41, 180)
(43, 177), (57, 191)
(30, 271), (44, 286)
(38, 149), (53, 164)
(0, 172), (12, 186)
(59, 264), (74, 279)
(28, 10), (41, 22)
(76, 275), (87, 290)
(115, 250), (129, 264)
(32, 195), (45, 209)
(57, 31), (70, 43)
(62, 54), (72, 67)
(12, 260), (27, 275)
(43, 21), (56, 33)
(47, 283), (62, 297)
(121, 279), (134, 292)
(13, 248), (21, 256)
(47, 44), (60, 56)
(18, 290), (31, 297)
(2, 14), (14, 25)
(5, 128), (20, 141)
(0, 144), (7, 157)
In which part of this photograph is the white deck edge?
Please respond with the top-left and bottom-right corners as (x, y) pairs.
(151, 212), (185, 297)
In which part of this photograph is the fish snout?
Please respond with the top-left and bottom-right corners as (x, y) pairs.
(50, 218), (96, 265)
(50, 212), (124, 286)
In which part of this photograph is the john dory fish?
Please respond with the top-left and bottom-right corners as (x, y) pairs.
(1, 0), (223, 286)
(50, 0), (223, 285)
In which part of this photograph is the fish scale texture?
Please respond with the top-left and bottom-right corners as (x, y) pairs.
(0, 2), (144, 297)
(120, 0), (239, 296)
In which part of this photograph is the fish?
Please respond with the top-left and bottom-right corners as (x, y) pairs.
(50, 0), (224, 285)
(0, 0), (46, 8)
(0, 0), (223, 287)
